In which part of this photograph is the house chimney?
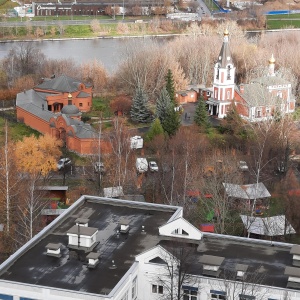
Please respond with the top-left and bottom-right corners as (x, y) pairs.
(239, 84), (244, 94)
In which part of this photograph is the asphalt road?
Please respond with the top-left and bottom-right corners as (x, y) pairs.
(197, 0), (211, 17)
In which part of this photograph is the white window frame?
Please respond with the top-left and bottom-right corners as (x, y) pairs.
(152, 284), (163, 294)
(183, 288), (198, 300)
(210, 290), (226, 300)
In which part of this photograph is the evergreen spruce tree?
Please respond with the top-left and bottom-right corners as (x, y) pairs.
(156, 87), (180, 136)
(145, 118), (164, 141)
(162, 105), (181, 136)
(156, 87), (171, 122)
(130, 87), (153, 123)
(165, 69), (176, 106)
(194, 97), (210, 130)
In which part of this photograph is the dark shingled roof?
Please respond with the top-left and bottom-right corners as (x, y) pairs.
(35, 75), (82, 93)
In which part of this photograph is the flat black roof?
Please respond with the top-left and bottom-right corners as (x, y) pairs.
(0, 196), (295, 293)
(160, 236), (293, 288)
(0, 198), (177, 295)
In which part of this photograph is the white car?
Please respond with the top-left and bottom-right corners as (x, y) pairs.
(149, 161), (159, 172)
(57, 158), (71, 170)
(239, 161), (249, 171)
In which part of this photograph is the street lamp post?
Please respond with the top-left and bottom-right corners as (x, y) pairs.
(122, 0), (124, 20)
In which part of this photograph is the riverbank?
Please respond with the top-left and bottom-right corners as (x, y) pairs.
(2, 27), (300, 44)
(0, 32), (191, 43)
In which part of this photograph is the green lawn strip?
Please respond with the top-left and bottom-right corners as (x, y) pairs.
(267, 13), (300, 20)
(267, 19), (300, 29)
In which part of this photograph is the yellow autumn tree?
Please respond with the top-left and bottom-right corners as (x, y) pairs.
(14, 134), (62, 243)
(15, 134), (62, 176)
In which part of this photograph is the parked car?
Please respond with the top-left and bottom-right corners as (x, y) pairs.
(57, 158), (71, 170)
(239, 161), (249, 171)
(149, 161), (159, 172)
(94, 162), (105, 174)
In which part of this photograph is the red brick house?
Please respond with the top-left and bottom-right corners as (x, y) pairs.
(205, 30), (295, 120)
(16, 75), (110, 155)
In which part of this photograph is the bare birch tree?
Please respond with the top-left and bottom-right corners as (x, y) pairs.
(0, 121), (21, 233)
(109, 117), (133, 187)
(157, 241), (201, 300)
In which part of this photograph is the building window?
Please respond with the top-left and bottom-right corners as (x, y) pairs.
(79, 103), (83, 107)
(210, 290), (226, 300)
(183, 286), (198, 300)
(152, 284), (163, 294)
(227, 91), (230, 100)
(256, 109), (262, 117)
(277, 91), (283, 98)
(0, 294), (13, 300)
(132, 276), (137, 299)
(227, 65), (231, 80)
(239, 295), (255, 300)
(121, 290), (129, 300)
(216, 66), (220, 80)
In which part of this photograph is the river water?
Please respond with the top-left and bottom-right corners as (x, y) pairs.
(0, 36), (171, 73)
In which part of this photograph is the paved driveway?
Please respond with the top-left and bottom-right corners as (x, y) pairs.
(181, 102), (223, 127)
(181, 102), (197, 126)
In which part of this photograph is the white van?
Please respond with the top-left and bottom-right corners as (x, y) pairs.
(136, 158), (148, 173)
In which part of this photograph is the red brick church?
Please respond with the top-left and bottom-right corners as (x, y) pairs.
(205, 30), (295, 120)
(16, 75), (110, 155)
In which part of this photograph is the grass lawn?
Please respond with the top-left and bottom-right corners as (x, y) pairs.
(0, 116), (40, 143)
(267, 13), (300, 20)
(266, 13), (300, 29)
(267, 19), (300, 29)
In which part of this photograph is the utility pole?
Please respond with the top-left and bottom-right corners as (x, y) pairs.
(122, 0), (125, 20)
(98, 113), (102, 195)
